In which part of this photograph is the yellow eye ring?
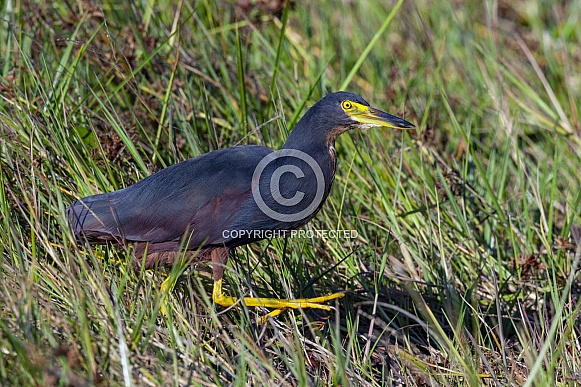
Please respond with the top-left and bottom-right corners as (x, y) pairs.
(342, 101), (352, 110)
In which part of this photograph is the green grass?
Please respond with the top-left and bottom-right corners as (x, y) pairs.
(1, 0), (580, 385)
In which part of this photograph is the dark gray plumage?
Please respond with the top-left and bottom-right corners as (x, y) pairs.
(68, 91), (414, 294)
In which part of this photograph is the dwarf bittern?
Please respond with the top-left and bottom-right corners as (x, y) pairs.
(68, 91), (414, 320)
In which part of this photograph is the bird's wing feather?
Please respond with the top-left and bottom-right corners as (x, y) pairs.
(68, 145), (273, 246)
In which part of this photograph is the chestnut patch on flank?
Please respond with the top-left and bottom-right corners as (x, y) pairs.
(133, 242), (214, 269)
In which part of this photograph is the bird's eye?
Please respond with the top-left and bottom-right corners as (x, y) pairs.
(342, 101), (353, 110)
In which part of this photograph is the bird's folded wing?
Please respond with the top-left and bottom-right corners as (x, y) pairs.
(67, 145), (273, 246)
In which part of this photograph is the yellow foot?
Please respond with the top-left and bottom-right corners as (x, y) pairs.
(212, 279), (345, 322)
(257, 309), (286, 325)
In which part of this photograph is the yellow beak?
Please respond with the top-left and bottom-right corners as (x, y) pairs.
(348, 102), (415, 129)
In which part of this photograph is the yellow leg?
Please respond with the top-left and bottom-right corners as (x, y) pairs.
(160, 275), (175, 316)
(161, 276), (173, 294)
(212, 278), (345, 313)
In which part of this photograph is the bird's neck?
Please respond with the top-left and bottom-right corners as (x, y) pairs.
(282, 111), (348, 160)
(281, 121), (342, 197)
(282, 124), (337, 170)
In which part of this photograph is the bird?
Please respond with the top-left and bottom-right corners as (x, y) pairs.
(67, 91), (414, 321)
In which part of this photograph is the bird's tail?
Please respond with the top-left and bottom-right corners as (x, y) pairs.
(67, 194), (123, 244)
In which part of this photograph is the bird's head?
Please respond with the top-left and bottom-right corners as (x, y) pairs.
(317, 91), (414, 130)
(285, 91), (415, 149)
